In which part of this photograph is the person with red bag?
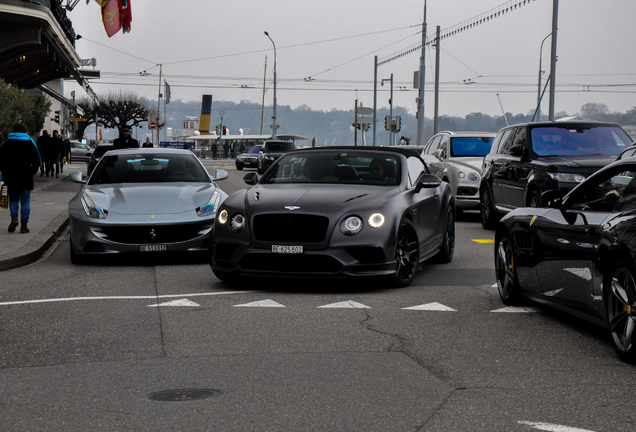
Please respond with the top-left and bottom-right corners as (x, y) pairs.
(0, 123), (42, 233)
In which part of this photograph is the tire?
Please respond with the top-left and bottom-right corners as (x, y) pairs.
(213, 270), (239, 285)
(257, 162), (263, 175)
(480, 186), (500, 230)
(387, 219), (420, 288)
(528, 188), (541, 208)
(605, 261), (636, 364)
(236, 164), (244, 171)
(433, 206), (455, 263)
(495, 233), (523, 305)
(70, 243), (87, 265)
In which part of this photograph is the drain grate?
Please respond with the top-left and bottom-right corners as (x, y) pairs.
(148, 389), (222, 402)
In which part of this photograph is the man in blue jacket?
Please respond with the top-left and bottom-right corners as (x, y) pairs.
(0, 123), (42, 233)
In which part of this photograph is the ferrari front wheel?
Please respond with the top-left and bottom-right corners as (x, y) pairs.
(387, 219), (420, 288)
(495, 233), (523, 305)
(605, 261), (636, 364)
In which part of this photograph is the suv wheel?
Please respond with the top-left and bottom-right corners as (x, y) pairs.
(480, 186), (500, 230)
(528, 189), (541, 208)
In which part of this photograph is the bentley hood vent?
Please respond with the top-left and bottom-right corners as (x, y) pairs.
(342, 194), (369, 203)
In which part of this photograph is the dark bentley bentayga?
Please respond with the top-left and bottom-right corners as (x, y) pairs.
(211, 146), (455, 287)
(495, 157), (636, 363)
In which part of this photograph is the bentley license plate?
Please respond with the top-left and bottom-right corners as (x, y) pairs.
(140, 245), (168, 252)
(272, 245), (303, 254)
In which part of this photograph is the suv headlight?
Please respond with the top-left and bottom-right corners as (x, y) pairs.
(340, 216), (363, 236)
(80, 192), (108, 219)
(548, 172), (586, 183)
(197, 191), (222, 217)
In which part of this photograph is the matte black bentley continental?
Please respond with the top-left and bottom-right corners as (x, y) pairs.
(211, 147), (455, 287)
(495, 157), (636, 363)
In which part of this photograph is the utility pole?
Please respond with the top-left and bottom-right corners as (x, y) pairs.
(156, 64), (162, 145)
(433, 25), (441, 134)
(354, 99), (358, 146)
(548, 0), (559, 121)
(373, 56), (377, 146)
(416, 0), (428, 145)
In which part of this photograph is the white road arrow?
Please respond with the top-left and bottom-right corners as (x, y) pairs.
(234, 299), (285, 308)
(518, 420), (597, 432)
(317, 301), (370, 309)
(402, 302), (456, 311)
(491, 306), (540, 313)
(148, 299), (200, 307)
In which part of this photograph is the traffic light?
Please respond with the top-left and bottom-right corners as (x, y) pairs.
(223, 126), (228, 135)
(215, 124), (221, 135)
(394, 116), (401, 132)
(384, 115), (390, 131)
(54, 110), (60, 123)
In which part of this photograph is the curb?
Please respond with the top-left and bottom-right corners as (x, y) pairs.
(0, 209), (69, 272)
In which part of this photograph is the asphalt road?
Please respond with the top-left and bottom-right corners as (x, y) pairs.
(1, 159), (635, 431)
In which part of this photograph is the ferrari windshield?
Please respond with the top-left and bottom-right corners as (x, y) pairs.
(89, 153), (211, 184)
(260, 151), (401, 185)
(451, 137), (493, 157)
(531, 126), (632, 157)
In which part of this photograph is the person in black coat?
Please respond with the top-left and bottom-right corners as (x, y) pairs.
(112, 126), (140, 150)
(36, 130), (50, 176)
(50, 130), (64, 178)
(0, 123), (42, 233)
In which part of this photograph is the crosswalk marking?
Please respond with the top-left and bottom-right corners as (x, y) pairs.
(403, 302), (456, 311)
(317, 300), (371, 309)
(234, 299), (285, 308)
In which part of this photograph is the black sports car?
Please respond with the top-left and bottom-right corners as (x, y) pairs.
(494, 157), (636, 363)
(211, 146), (455, 287)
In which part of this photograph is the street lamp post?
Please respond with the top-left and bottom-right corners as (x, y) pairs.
(536, 33), (551, 122)
(264, 31), (278, 139)
(381, 74), (394, 146)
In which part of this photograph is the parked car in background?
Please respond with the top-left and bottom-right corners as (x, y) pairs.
(69, 140), (93, 163)
(421, 131), (495, 216)
(257, 140), (297, 174)
(69, 148), (228, 263)
(480, 121), (633, 229)
(235, 145), (261, 170)
(494, 156), (636, 363)
(87, 143), (113, 176)
(211, 146), (455, 287)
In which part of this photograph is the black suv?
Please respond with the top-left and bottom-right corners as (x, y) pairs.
(480, 121), (633, 229)
(257, 140), (297, 174)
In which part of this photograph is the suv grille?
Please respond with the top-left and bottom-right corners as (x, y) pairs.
(253, 214), (329, 243)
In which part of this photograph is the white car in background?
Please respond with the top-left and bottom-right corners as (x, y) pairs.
(421, 131), (495, 216)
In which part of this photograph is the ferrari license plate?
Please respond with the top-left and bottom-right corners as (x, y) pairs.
(140, 245), (168, 252)
(272, 245), (303, 254)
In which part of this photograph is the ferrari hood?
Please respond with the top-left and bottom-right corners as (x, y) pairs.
(84, 183), (218, 215)
(243, 184), (400, 215)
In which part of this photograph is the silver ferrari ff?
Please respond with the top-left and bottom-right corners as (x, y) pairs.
(68, 148), (228, 263)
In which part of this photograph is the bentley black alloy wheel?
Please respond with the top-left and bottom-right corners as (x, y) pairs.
(434, 206), (455, 263)
(606, 261), (636, 364)
(389, 219), (420, 287)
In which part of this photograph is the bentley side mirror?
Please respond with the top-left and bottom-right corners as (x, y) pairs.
(433, 148), (445, 160)
(243, 172), (259, 185)
(415, 173), (442, 193)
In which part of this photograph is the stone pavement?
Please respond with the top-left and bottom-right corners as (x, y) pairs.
(0, 162), (86, 271)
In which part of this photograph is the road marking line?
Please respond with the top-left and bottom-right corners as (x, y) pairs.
(491, 306), (540, 313)
(148, 299), (201, 307)
(472, 239), (495, 243)
(234, 299), (285, 308)
(403, 302), (456, 311)
(317, 300), (370, 309)
(518, 421), (597, 432)
(0, 291), (253, 307)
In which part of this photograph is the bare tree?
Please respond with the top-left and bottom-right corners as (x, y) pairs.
(97, 91), (159, 133)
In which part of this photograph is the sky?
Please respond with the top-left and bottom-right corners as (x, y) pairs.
(64, 0), (636, 119)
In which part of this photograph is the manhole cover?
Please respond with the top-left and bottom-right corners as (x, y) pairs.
(148, 389), (222, 402)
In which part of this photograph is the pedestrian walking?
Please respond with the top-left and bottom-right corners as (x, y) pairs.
(36, 130), (50, 176)
(62, 136), (71, 169)
(0, 123), (42, 234)
(112, 126), (139, 150)
(212, 142), (217, 160)
(50, 130), (64, 178)
(223, 141), (229, 159)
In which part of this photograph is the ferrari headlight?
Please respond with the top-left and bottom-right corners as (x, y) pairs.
(80, 192), (108, 219)
(548, 172), (586, 183)
(368, 213), (385, 228)
(218, 209), (228, 224)
(196, 191), (222, 217)
(340, 216), (363, 236)
(230, 213), (246, 233)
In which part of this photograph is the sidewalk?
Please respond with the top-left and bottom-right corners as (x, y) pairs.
(0, 163), (86, 271)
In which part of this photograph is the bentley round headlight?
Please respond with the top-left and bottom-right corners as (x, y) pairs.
(218, 209), (228, 224)
(368, 213), (385, 228)
(340, 216), (363, 236)
(230, 213), (246, 233)
(467, 172), (480, 184)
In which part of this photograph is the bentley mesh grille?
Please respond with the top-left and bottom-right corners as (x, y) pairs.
(253, 214), (329, 243)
